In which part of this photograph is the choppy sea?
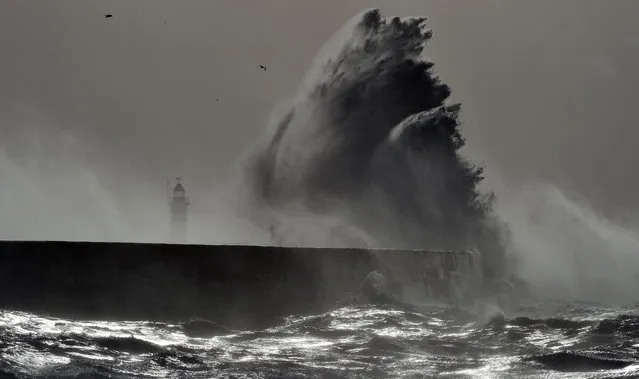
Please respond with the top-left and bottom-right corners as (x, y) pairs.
(2, 301), (639, 378)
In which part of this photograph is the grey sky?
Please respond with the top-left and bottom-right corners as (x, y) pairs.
(1, 0), (638, 231)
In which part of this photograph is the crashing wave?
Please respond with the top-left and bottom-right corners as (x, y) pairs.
(241, 9), (507, 280)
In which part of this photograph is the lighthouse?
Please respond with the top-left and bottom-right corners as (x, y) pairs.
(169, 177), (189, 243)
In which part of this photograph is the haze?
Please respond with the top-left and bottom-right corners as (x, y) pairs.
(1, 0), (638, 243)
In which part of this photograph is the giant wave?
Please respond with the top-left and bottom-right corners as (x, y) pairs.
(240, 9), (508, 281)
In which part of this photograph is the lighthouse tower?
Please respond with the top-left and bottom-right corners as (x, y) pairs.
(169, 177), (189, 243)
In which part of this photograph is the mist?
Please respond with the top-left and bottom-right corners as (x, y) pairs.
(0, 103), (266, 245)
(491, 177), (639, 304)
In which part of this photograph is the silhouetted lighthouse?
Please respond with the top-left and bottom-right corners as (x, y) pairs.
(169, 177), (189, 243)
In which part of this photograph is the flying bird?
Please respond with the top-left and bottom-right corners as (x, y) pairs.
(258, 64), (267, 71)
(105, 14), (113, 19)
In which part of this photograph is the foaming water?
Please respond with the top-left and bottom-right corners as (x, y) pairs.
(2, 302), (639, 378)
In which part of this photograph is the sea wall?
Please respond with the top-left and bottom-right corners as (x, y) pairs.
(0, 242), (479, 329)
(372, 248), (482, 303)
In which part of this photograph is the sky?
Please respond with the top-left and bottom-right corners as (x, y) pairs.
(1, 0), (639, 241)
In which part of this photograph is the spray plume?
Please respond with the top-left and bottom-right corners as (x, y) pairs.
(239, 9), (508, 280)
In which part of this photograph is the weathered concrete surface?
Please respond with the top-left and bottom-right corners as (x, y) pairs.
(371, 248), (482, 304)
(0, 242), (479, 329)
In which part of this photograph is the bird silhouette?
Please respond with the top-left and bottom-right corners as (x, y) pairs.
(258, 64), (267, 71)
(105, 14), (113, 19)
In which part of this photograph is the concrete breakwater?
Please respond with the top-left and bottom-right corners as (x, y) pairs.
(0, 242), (480, 329)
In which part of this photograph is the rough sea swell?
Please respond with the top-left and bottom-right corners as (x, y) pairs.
(3, 303), (639, 378)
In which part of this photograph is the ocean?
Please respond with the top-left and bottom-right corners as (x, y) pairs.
(2, 302), (639, 378)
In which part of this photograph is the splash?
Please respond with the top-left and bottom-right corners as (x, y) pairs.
(241, 9), (507, 279)
(495, 181), (639, 304)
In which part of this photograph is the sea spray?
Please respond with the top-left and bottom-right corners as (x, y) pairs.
(237, 8), (639, 304)
(494, 181), (639, 303)
(241, 9), (508, 282)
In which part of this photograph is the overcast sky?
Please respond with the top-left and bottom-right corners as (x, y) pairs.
(1, 0), (639, 235)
